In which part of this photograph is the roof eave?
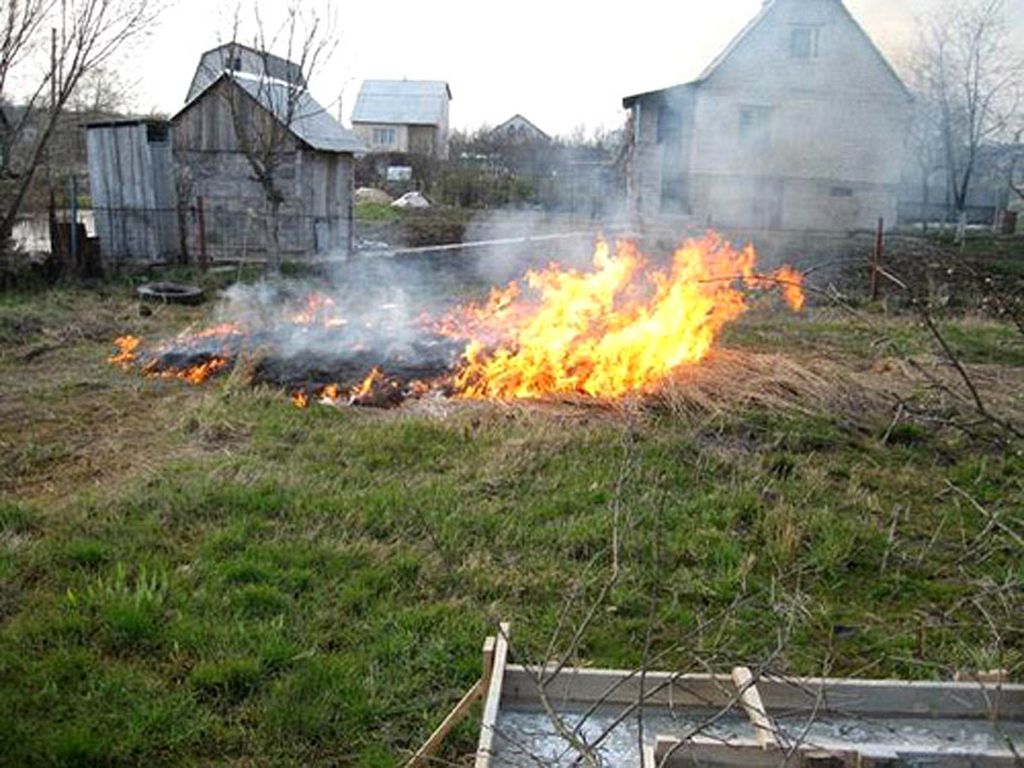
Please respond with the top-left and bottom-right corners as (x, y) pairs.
(622, 81), (698, 109)
(351, 117), (442, 127)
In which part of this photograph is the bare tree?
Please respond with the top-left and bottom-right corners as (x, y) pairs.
(908, 0), (1023, 222)
(70, 64), (137, 115)
(905, 91), (946, 232)
(215, 1), (336, 273)
(0, 0), (160, 257)
(1008, 126), (1024, 203)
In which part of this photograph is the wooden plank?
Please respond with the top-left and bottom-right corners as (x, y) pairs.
(474, 623), (510, 768)
(480, 636), (496, 699)
(732, 665), (776, 749)
(407, 679), (484, 768)
(654, 737), (861, 768)
(653, 734), (1024, 768)
(501, 666), (737, 709)
(497, 665), (1024, 719)
(406, 635), (499, 768)
(655, 736), (796, 768)
(756, 676), (1024, 719)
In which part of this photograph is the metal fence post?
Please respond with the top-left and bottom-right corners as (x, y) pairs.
(68, 176), (79, 271)
(197, 195), (208, 273)
(871, 216), (884, 302)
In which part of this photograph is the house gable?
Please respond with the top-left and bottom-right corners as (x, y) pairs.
(186, 43), (306, 104)
(492, 114), (550, 142)
(697, 0), (910, 102)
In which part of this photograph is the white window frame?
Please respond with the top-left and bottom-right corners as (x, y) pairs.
(790, 25), (821, 60)
(372, 127), (397, 147)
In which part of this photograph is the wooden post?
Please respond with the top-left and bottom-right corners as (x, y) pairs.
(68, 176), (79, 271)
(405, 634), (500, 768)
(196, 196), (208, 272)
(732, 666), (776, 750)
(475, 623), (510, 768)
(871, 216), (884, 302)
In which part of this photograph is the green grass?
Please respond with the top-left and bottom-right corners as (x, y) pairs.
(723, 307), (1024, 365)
(0, 289), (1022, 766)
(355, 202), (403, 222)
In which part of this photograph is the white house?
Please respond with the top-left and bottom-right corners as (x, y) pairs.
(622, 0), (913, 233)
(350, 80), (452, 160)
(491, 114), (550, 144)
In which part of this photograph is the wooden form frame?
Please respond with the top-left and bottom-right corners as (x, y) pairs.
(476, 627), (1024, 767)
(407, 629), (503, 768)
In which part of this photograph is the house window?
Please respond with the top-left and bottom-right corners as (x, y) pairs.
(146, 123), (168, 143)
(791, 26), (820, 59)
(830, 186), (854, 198)
(226, 56), (243, 71)
(372, 127), (396, 147)
(739, 106), (772, 149)
(656, 105), (681, 144)
(660, 177), (688, 213)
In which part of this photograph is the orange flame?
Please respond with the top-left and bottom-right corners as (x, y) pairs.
(292, 391), (309, 409)
(109, 336), (141, 367)
(446, 234), (804, 400)
(289, 292), (341, 326)
(143, 356), (231, 385)
(351, 368), (385, 400)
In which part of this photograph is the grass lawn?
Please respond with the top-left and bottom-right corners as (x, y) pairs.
(0, 284), (1022, 767)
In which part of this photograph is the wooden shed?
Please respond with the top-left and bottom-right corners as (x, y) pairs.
(85, 119), (179, 263)
(172, 47), (364, 263)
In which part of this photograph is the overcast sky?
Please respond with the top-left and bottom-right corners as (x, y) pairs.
(130, 0), (1023, 136)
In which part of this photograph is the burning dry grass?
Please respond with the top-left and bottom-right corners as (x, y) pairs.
(384, 346), (1024, 439)
(108, 234), (810, 411)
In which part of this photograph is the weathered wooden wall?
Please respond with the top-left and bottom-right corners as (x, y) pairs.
(85, 121), (179, 263)
(173, 81), (353, 261)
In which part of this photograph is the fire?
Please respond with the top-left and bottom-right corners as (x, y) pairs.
(446, 234), (805, 400)
(289, 292), (341, 326)
(289, 372), (404, 410)
(143, 356), (231, 385)
(351, 367), (385, 400)
(109, 336), (141, 367)
(108, 232), (805, 407)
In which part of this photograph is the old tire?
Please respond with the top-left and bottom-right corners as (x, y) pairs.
(137, 282), (205, 305)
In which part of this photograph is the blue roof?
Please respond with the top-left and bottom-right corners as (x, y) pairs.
(234, 76), (365, 153)
(351, 80), (451, 126)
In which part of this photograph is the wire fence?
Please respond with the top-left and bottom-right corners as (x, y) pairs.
(25, 202), (1022, 293)
(82, 204), (355, 267)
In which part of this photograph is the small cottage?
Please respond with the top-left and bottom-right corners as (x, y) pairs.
(171, 43), (364, 261)
(351, 80), (452, 159)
